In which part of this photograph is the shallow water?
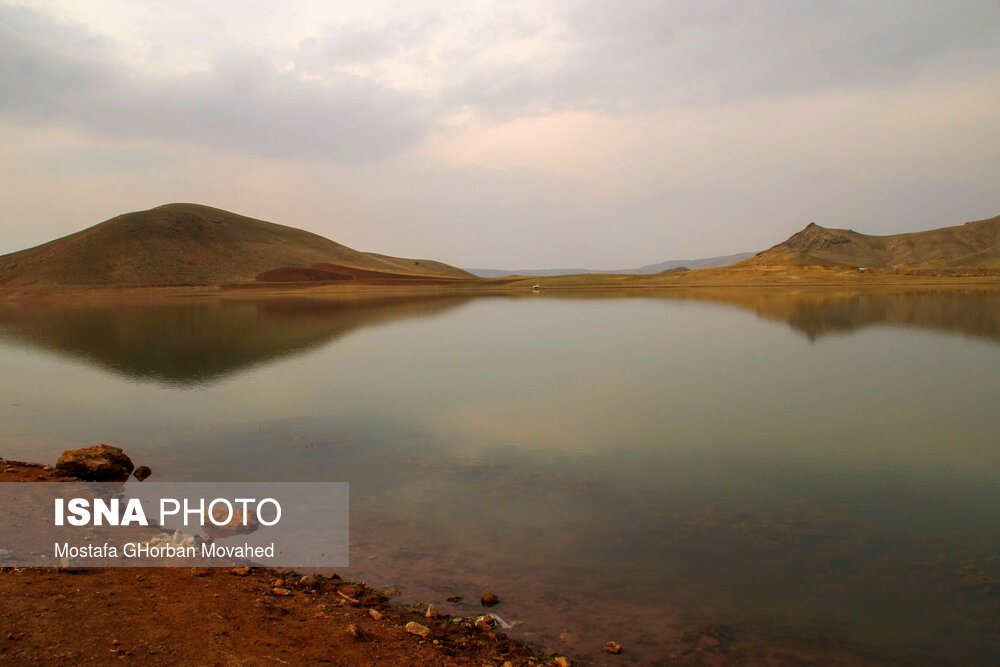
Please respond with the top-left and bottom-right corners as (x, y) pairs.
(1, 288), (999, 664)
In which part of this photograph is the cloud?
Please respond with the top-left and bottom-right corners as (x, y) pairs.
(0, 4), (430, 161)
(5, 1), (997, 157)
(445, 0), (1000, 116)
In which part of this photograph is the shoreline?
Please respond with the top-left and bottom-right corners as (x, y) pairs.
(3, 265), (1000, 303)
(0, 457), (928, 666)
(0, 458), (552, 666)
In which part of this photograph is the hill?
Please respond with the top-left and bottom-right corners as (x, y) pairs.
(465, 252), (755, 278)
(0, 204), (474, 287)
(746, 214), (1000, 269)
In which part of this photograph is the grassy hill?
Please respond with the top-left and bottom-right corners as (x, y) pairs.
(0, 204), (474, 287)
(745, 214), (1000, 269)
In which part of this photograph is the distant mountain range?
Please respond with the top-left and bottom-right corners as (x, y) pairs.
(745, 214), (1000, 268)
(465, 252), (757, 278)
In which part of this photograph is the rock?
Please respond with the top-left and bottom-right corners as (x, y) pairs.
(273, 579), (285, 588)
(425, 603), (438, 618)
(271, 588), (292, 596)
(368, 608), (383, 621)
(203, 502), (260, 538)
(554, 657), (572, 667)
(474, 615), (495, 632)
(298, 574), (323, 589)
(604, 641), (623, 654)
(383, 588), (401, 597)
(132, 465), (152, 481)
(480, 592), (500, 607)
(56, 444), (134, 481)
(230, 567), (251, 576)
(445, 595), (463, 603)
(190, 568), (210, 578)
(345, 624), (367, 640)
(405, 621), (431, 639)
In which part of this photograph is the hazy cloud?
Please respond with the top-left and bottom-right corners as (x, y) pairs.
(0, 4), (429, 161)
(447, 0), (1000, 115)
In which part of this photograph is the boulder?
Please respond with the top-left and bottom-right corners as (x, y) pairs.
(56, 445), (134, 481)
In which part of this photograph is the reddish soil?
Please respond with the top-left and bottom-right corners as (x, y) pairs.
(254, 263), (470, 286)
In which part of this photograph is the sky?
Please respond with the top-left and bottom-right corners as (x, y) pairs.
(1, 1), (999, 269)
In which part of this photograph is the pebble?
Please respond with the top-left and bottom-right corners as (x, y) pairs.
(404, 622), (431, 639)
(554, 657), (572, 667)
(368, 608), (383, 621)
(604, 641), (623, 654)
(425, 603), (438, 618)
(481, 592), (500, 606)
(271, 588), (292, 596)
(230, 567), (250, 576)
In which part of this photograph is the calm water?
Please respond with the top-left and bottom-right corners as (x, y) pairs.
(2, 288), (999, 664)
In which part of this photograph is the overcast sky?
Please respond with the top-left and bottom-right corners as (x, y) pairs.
(2, 1), (998, 268)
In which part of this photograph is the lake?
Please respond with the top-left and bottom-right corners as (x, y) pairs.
(1, 287), (999, 664)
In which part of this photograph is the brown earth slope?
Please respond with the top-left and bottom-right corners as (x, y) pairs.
(744, 214), (1000, 269)
(0, 204), (474, 287)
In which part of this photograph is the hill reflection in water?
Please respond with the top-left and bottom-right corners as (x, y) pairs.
(0, 286), (996, 388)
(0, 295), (474, 386)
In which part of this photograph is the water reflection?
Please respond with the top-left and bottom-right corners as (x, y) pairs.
(667, 287), (1000, 343)
(0, 295), (474, 386)
(0, 288), (995, 388)
(1, 287), (999, 664)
